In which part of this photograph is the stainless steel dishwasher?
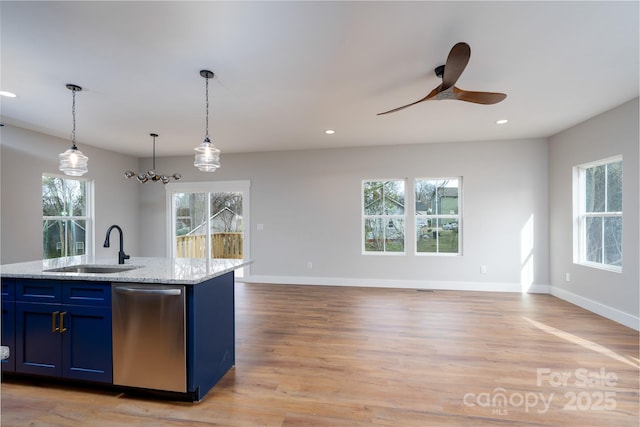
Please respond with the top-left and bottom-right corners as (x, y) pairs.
(112, 283), (186, 392)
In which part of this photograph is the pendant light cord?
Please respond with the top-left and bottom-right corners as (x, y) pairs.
(152, 134), (156, 170)
(71, 88), (77, 149)
(205, 75), (210, 140)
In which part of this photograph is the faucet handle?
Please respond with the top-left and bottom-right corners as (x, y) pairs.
(118, 251), (131, 264)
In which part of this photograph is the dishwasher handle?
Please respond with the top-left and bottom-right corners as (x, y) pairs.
(114, 286), (182, 296)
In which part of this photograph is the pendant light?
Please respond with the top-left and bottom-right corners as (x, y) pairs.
(58, 84), (89, 176)
(194, 69), (221, 172)
(125, 133), (181, 184)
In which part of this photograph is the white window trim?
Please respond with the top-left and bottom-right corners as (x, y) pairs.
(572, 155), (623, 273)
(42, 173), (95, 257)
(414, 177), (462, 256)
(361, 178), (407, 255)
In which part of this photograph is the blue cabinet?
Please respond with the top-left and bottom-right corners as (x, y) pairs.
(14, 279), (112, 383)
(187, 271), (235, 400)
(5, 272), (235, 400)
(1, 278), (16, 372)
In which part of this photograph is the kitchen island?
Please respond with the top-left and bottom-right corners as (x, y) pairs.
(1, 256), (251, 401)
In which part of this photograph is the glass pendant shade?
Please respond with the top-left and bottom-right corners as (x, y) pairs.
(194, 137), (221, 172)
(59, 146), (89, 176)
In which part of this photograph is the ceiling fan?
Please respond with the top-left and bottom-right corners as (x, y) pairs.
(377, 42), (507, 115)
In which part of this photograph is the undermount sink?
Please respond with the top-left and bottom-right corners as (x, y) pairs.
(45, 264), (140, 274)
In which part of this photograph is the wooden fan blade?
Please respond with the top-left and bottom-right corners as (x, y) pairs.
(453, 87), (507, 104)
(377, 86), (440, 115)
(441, 42), (471, 91)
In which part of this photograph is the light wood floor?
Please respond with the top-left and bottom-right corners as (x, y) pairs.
(1, 283), (638, 426)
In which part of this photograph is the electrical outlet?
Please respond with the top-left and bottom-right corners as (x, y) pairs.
(480, 265), (487, 274)
(257, 223), (264, 231)
(307, 261), (313, 269)
(565, 272), (571, 282)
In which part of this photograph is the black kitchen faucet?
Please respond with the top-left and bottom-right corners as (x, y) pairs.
(103, 225), (130, 264)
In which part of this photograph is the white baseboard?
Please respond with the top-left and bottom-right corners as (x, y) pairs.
(550, 286), (640, 331)
(239, 274), (550, 294)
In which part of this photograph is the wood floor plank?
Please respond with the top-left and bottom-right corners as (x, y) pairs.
(2, 283), (638, 426)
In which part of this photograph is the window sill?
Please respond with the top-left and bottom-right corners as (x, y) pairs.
(575, 261), (622, 274)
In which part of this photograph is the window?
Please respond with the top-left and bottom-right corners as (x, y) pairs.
(574, 156), (623, 271)
(166, 181), (250, 276)
(42, 174), (93, 259)
(362, 180), (405, 253)
(415, 178), (461, 254)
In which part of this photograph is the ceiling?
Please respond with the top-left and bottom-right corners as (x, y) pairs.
(1, 1), (638, 158)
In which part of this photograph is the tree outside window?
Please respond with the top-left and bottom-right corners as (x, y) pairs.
(173, 190), (244, 259)
(363, 180), (405, 253)
(415, 178), (461, 254)
(576, 157), (623, 270)
(42, 175), (91, 259)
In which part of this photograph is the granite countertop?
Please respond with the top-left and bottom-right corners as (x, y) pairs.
(0, 256), (252, 285)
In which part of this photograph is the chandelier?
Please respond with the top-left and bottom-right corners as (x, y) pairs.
(58, 84), (89, 176)
(194, 69), (221, 172)
(125, 133), (181, 184)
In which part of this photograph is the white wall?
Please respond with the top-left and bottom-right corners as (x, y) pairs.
(549, 98), (639, 329)
(138, 137), (550, 292)
(0, 125), (141, 264)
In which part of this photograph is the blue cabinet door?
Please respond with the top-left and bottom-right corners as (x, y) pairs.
(14, 280), (113, 383)
(61, 304), (112, 383)
(15, 302), (63, 376)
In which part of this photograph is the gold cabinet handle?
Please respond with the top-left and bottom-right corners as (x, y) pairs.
(52, 311), (60, 332)
(59, 311), (67, 333)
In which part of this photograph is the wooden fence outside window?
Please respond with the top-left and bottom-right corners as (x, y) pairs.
(176, 232), (243, 259)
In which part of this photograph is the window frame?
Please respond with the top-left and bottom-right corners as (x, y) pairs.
(42, 173), (94, 259)
(362, 179), (407, 255)
(414, 177), (462, 256)
(573, 155), (623, 272)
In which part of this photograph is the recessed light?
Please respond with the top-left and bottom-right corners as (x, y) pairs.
(496, 119), (508, 125)
(324, 129), (335, 135)
(0, 91), (17, 98)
